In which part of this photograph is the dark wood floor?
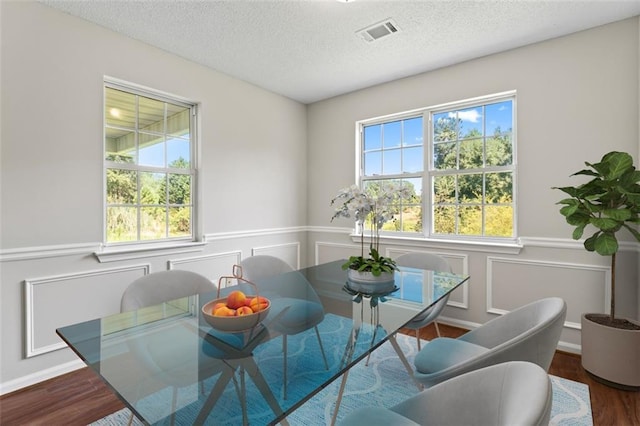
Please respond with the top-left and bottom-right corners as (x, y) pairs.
(1, 323), (638, 425)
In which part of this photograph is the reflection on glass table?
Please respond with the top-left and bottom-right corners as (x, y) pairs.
(56, 260), (469, 426)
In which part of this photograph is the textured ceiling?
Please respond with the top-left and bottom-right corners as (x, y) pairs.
(40, 0), (640, 104)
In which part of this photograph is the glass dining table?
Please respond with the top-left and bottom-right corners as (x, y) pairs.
(56, 260), (469, 426)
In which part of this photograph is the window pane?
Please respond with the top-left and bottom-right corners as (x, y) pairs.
(485, 205), (513, 237)
(139, 133), (165, 167)
(433, 205), (456, 234)
(381, 218), (400, 231)
(486, 134), (512, 167)
(383, 149), (401, 175)
(141, 207), (166, 240)
(168, 173), (191, 204)
(433, 175), (455, 204)
(403, 117), (423, 146)
(140, 172), (165, 204)
(364, 151), (382, 176)
(485, 100), (512, 134)
(106, 169), (137, 204)
(105, 88), (136, 129)
(403, 177), (422, 201)
(457, 106), (482, 139)
(362, 179), (382, 195)
(401, 178), (422, 232)
(486, 171), (512, 203)
(458, 206), (482, 235)
(459, 138), (483, 169)
(364, 124), (381, 150)
(458, 173), (482, 204)
(434, 142), (457, 170)
(105, 127), (137, 163)
(402, 205), (422, 232)
(106, 206), (137, 242)
(383, 121), (401, 148)
(169, 207), (191, 237)
(167, 106), (190, 137)
(433, 113), (457, 142)
(138, 96), (165, 133)
(402, 146), (423, 173)
(167, 138), (190, 168)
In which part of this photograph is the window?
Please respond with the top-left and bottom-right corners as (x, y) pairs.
(359, 92), (516, 241)
(104, 81), (196, 244)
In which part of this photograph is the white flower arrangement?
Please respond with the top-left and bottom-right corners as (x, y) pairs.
(331, 182), (413, 275)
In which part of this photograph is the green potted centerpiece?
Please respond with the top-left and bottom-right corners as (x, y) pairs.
(331, 183), (411, 294)
(554, 151), (640, 389)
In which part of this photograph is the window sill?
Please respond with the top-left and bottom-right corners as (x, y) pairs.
(94, 241), (206, 263)
(349, 233), (523, 255)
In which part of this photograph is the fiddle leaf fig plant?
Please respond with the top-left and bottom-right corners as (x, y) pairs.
(554, 151), (640, 325)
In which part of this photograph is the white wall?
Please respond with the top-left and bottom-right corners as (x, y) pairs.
(0, 2), (308, 393)
(307, 17), (640, 352)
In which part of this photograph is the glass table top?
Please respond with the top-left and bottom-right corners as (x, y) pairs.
(56, 260), (469, 425)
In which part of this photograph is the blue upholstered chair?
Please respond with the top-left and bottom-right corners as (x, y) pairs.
(339, 361), (553, 426)
(412, 297), (566, 389)
(395, 251), (453, 349)
(238, 255), (328, 399)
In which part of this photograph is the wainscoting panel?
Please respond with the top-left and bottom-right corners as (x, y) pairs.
(487, 257), (609, 329)
(314, 241), (360, 265)
(251, 242), (300, 269)
(168, 251), (242, 284)
(24, 264), (149, 357)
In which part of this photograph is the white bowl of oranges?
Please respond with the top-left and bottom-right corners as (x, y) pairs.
(202, 290), (270, 332)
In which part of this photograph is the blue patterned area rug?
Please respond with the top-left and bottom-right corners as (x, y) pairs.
(91, 328), (592, 426)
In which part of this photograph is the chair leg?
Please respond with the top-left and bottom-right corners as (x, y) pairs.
(314, 325), (329, 370)
(282, 334), (288, 400)
(170, 387), (178, 426)
(388, 334), (423, 391)
(434, 321), (441, 337)
(415, 328), (421, 351)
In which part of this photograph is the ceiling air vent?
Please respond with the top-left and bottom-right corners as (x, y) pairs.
(357, 18), (400, 42)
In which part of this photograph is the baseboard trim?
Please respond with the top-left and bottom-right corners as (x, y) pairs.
(0, 359), (85, 396)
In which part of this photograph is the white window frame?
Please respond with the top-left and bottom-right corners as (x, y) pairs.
(356, 91), (517, 245)
(102, 78), (198, 247)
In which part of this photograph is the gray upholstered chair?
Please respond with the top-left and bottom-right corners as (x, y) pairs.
(238, 255), (328, 399)
(395, 251), (453, 349)
(339, 361), (553, 426)
(121, 270), (237, 425)
(121, 269), (216, 312)
(413, 297), (566, 388)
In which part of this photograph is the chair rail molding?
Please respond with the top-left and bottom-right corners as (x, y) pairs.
(204, 226), (308, 241)
(307, 225), (353, 234)
(520, 236), (640, 252)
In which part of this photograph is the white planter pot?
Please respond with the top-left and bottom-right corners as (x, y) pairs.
(581, 313), (640, 389)
(346, 269), (395, 294)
